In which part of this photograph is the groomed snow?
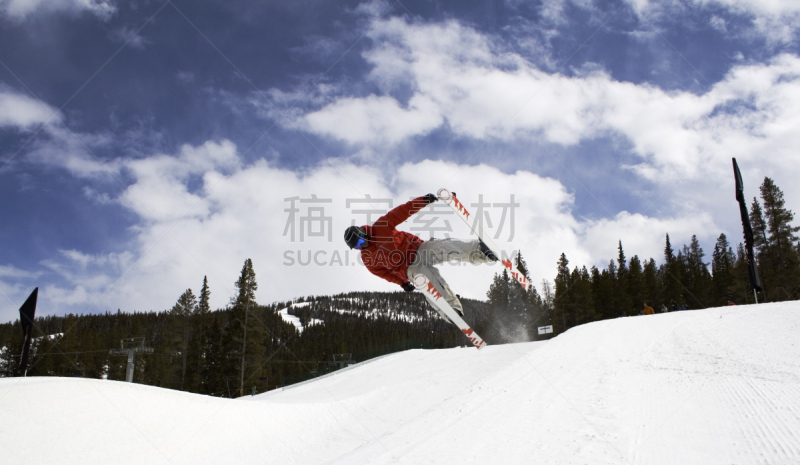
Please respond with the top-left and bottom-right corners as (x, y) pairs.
(2, 302), (800, 464)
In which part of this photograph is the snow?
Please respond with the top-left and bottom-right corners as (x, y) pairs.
(30, 332), (63, 342)
(2, 302), (800, 464)
(277, 308), (322, 333)
(328, 306), (432, 323)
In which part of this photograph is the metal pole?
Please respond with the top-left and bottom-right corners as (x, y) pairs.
(754, 289), (759, 304)
(20, 326), (31, 377)
(126, 350), (135, 382)
(110, 338), (152, 383)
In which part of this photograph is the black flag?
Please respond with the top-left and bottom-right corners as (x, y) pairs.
(18, 287), (38, 376)
(732, 158), (762, 294)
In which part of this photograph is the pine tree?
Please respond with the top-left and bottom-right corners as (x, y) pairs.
(750, 198), (769, 253)
(515, 252), (529, 280)
(616, 242), (632, 314)
(486, 271), (510, 309)
(540, 279), (554, 326)
(760, 177), (799, 253)
(484, 264), (535, 343)
(186, 276), (211, 392)
(569, 266), (595, 325)
(590, 266), (613, 319)
(170, 289), (196, 390)
(662, 234), (682, 309)
(515, 252), (541, 339)
(201, 314), (227, 396)
(554, 253), (571, 334)
(617, 241), (628, 278)
(712, 234), (736, 306)
(628, 255), (644, 311)
(732, 243), (753, 304)
(527, 284), (545, 331)
(759, 177), (800, 300)
(687, 235), (711, 308)
(198, 276), (211, 314)
(229, 259), (266, 396)
(486, 270), (512, 342)
(643, 258), (661, 311)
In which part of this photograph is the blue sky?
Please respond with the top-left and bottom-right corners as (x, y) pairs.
(2, 0), (800, 322)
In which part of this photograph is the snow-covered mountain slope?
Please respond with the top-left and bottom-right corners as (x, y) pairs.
(2, 302), (799, 464)
(277, 306), (322, 333)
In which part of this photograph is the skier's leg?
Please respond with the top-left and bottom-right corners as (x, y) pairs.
(429, 267), (464, 315)
(417, 238), (494, 267)
(408, 260), (464, 316)
(407, 262), (448, 319)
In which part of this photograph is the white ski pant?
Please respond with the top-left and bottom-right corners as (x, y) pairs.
(406, 238), (493, 312)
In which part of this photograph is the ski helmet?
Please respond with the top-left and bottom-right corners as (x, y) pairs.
(344, 226), (367, 249)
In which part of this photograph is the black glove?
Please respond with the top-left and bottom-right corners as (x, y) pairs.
(401, 282), (415, 292)
(423, 193), (437, 204)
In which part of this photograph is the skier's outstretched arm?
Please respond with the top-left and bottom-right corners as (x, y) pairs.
(375, 194), (436, 230)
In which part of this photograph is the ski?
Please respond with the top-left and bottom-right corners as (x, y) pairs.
(412, 273), (488, 350)
(437, 188), (530, 291)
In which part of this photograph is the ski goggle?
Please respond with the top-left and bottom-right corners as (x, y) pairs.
(354, 237), (367, 249)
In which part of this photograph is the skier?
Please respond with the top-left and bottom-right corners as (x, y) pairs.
(344, 193), (498, 317)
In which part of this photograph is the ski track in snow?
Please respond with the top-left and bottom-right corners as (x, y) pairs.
(277, 304), (322, 333)
(2, 302), (800, 464)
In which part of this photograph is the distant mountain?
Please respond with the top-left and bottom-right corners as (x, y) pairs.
(0, 291), (507, 394)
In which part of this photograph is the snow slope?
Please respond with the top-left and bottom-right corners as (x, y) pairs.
(277, 307), (322, 333)
(2, 302), (800, 464)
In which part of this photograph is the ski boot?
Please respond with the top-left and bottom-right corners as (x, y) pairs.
(479, 239), (498, 262)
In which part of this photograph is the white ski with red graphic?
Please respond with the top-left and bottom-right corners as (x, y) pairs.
(413, 273), (487, 350)
(437, 188), (530, 291)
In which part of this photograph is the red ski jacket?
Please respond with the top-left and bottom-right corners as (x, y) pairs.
(360, 196), (428, 286)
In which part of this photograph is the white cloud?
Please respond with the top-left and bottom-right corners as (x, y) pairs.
(0, 88), (60, 130)
(686, 0), (800, 18)
(580, 211), (718, 265)
(618, 0), (800, 44)
(0, 264), (40, 279)
(302, 16), (800, 181)
(25, 125), (115, 177)
(304, 94), (443, 144)
(83, 186), (114, 205)
(710, 14), (728, 32)
(0, 0), (116, 20)
(288, 16), (800, 236)
(59, 249), (134, 269)
(110, 26), (150, 49)
(353, 0), (390, 18)
(44, 284), (91, 307)
(119, 140), (240, 223)
(1, 140), (718, 323)
(507, 0), (800, 49)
